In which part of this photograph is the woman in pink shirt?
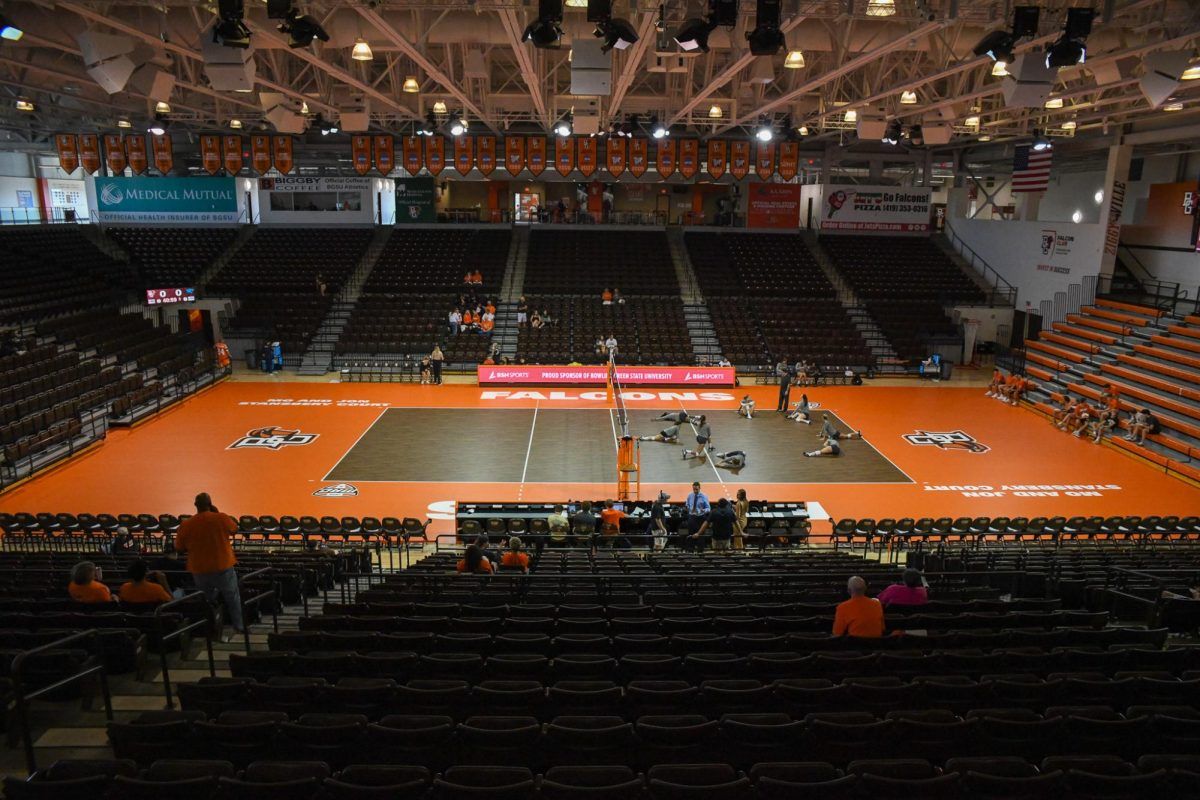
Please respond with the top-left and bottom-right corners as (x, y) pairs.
(876, 569), (929, 606)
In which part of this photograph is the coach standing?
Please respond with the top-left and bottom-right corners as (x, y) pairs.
(684, 482), (710, 550)
(175, 492), (243, 636)
(776, 358), (794, 412)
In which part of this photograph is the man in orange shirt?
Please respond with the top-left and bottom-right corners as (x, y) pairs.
(832, 576), (885, 638)
(68, 562), (114, 603)
(175, 492), (243, 635)
(118, 559), (173, 604)
(500, 536), (530, 572)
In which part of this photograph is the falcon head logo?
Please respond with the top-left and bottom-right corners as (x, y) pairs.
(229, 426), (318, 450)
(903, 430), (990, 454)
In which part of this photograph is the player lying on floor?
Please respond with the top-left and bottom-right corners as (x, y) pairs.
(818, 413), (861, 441)
(655, 410), (701, 425)
(639, 424), (680, 443)
(713, 450), (747, 470)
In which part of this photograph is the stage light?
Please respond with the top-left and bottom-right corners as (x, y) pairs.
(1163, 100), (1183, 111)
(1182, 64), (1200, 81)
(674, 16), (716, 52)
(229, 118), (243, 129)
(865, 0), (895, 17)
(118, 118), (132, 128)
(433, 101), (447, 114)
(148, 124), (165, 136)
(1046, 7), (1092, 68)
(553, 113), (572, 137)
(403, 76), (420, 93)
(523, 0), (564, 49)
(991, 60), (1009, 76)
(0, 14), (23, 41)
(351, 38), (373, 61)
(1071, 209), (1082, 223)
(973, 7), (1038, 65)
(708, 104), (723, 118)
(900, 90), (917, 104)
(15, 99), (33, 112)
(973, 30), (1014, 62)
(963, 114), (980, 129)
(843, 109), (857, 123)
(754, 116), (774, 142)
(621, 114), (637, 136)
(978, 134), (991, 141)
(1062, 119), (1077, 130)
(595, 17), (639, 52)
(784, 49), (805, 69)
(746, 0), (784, 56)
(651, 116), (668, 138)
(565, 0), (587, 7)
(155, 101), (171, 114)
(798, 125), (809, 136)
(1094, 189), (1104, 204)
(881, 119), (902, 145)
(280, 10), (329, 48)
(213, 0), (251, 49)
(1044, 96), (1063, 109)
(417, 112), (435, 136)
(450, 117), (469, 136)
(1031, 130), (1051, 151)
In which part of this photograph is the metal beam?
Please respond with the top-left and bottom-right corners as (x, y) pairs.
(498, 8), (550, 127)
(607, 12), (660, 123)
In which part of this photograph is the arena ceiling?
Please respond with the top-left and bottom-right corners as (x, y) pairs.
(0, 0), (1197, 166)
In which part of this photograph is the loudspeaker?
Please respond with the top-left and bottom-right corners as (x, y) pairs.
(76, 31), (134, 66)
(1090, 59), (1126, 86)
(920, 122), (953, 145)
(86, 58), (136, 94)
(855, 109), (887, 140)
(128, 65), (176, 101)
(339, 112), (370, 132)
(265, 107), (306, 134)
(1000, 53), (1054, 108)
(571, 38), (611, 96)
(201, 20), (256, 92)
(1139, 51), (1192, 107)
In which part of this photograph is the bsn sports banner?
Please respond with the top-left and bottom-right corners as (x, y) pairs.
(95, 176), (238, 223)
(820, 184), (931, 234)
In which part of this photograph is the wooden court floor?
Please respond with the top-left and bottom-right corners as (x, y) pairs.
(1, 380), (1197, 534)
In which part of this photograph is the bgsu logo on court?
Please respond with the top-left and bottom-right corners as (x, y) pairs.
(228, 426), (318, 450)
(903, 430), (990, 454)
(313, 483), (358, 497)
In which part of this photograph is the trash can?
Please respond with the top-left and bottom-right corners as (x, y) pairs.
(245, 348), (259, 369)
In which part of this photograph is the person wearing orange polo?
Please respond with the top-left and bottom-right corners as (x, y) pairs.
(118, 559), (173, 604)
(175, 492), (243, 634)
(832, 576), (885, 638)
(500, 537), (530, 573)
(68, 562), (114, 603)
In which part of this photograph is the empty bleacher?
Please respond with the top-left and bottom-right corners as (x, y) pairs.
(107, 227), (239, 288)
(0, 227), (132, 324)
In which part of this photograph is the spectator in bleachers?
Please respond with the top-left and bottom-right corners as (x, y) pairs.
(1091, 405), (1118, 443)
(876, 569), (929, 607)
(430, 346), (444, 384)
(486, 299), (496, 316)
(605, 334), (618, 357)
(117, 559), (173, 605)
(540, 308), (554, 326)
(600, 500), (626, 544)
(602, 288), (614, 305)
(68, 561), (114, 603)
(456, 544), (493, 574)
(475, 534), (502, 566)
(1070, 406), (1095, 438)
(109, 525), (140, 555)
(480, 310), (495, 335)
(448, 308), (462, 336)
(530, 310), (544, 330)
(517, 296), (529, 328)
(462, 308), (477, 332)
(613, 287), (624, 305)
(571, 501), (597, 542)
(499, 537), (530, 572)
(1127, 408), (1159, 445)
(833, 576), (885, 637)
(547, 504), (571, 547)
(985, 367), (1005, 399)
(595, 336), (606, 357)
(175, 492), (243, 636)
(315, 273), (327, 297)
(1056, 399), (1086, 432)
(1052, 396), (1078, 428)
(149, 542), (190, 596)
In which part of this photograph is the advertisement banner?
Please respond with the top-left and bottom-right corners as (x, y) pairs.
(223, 135), (243, 175)
(78, 134), (100, 175)
(454, 136), (473, 176)
(374, 134), (394, 175)
(820, 184), (932, 234)
(104, 133), (126, 174)
(777, 142), (799, 181)
(476, 135), (496, 176)
(729, 141), (750, 180)
(555, 136), (574, 177)
(395, 177), (437, 223)
(95, 176), (238, 223)
(606, 137), (626, 177)
(351, 135), (371, 176)
(526, 136), (546, 176)
(199, 134), (221, 175)
(678, 139), (699, 179)
(55, 134), (79, 175)
(577, 137), (597, 178)
(250, 134), (271, 174)
(402, 136), (423, 175)
(478, 365), (736, 386)
(746, 183), (801, 229)
(628, 138), (648, 177)
(657, 139), (677, 179)
(272, 135), (294, 174)
(125, 134), (148, 174)
(755, 142), (775, 180)
(151, 133), (173, 174)
(425, 136), (445, 175)
(505, 136), (525, 176)
(706, 140), (727, 179)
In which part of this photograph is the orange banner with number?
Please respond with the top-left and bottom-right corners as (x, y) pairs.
(453, 136), (473, 175)
(755, 141), (775, 179)
(777, 141), (799, 181)
(374, 135), (394, 175)
(629, 138), (648, 177)
(250, 134), (271, 174)
(555, 137), (574, 176)
(78, 134), (100, 175)
(152, 133), (173, 174)
(505, 136), (525, 176)
(55, 134), (79, 175)
(606, 137), (626, 177)
(577, 137), (597, 177)
(426, 136), (445, 175)
(272, 135), (294, 174)
(657, 139), (677, 178)
(199, 134), (221, 175)
(526, 136), (546, 176)
(402, 136), (422, 175)
(730, 140), (750, 180)
(351, 135), (370, 175)
(223, 135), (243, 176)
(104, 134), (126, 174)
(707, 140), (727, 179)
(476, 135), (496, 176)
(678, 139), (699, 179)
(125, 134), (148, 174)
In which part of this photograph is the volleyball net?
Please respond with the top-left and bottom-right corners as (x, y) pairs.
(607, 355), (629, 438)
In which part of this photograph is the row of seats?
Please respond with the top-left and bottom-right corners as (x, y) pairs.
(524, 230), (677, 295)
(517, 296), (694, 364)
(107, 227), (238, 288)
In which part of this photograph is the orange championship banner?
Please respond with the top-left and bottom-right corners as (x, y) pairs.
(505, 136), (525, 176)
(555, 136), (574, 177)
(454, 135), (474, 175)
(476, 135), (496, 176)
(657, 138), (677, 178)
(730, 140), (750, 180)
(78, 134), (100, 175)
(272, 135), (294, 174)
(425, 136), (446, 175)
(526, 136), (546, 176)
(374, 134), (394, 175)
(628, 138), (648, 177)
(679, 139), (699, 179)
(707, 140), (727, 179)
(151, 133), (173, 174)
(777, 141), (799, 181)
(755, 141), (775, 180)
(125, 134), (148, 174)
(606, 137), (626, 177)
(402, 136), (423, 175)
(576, 136), (597, 177)
(199, 134), (221, 175)
(250, 134), (271, 174)
(55, 134), (79, 175)
(351, 134), (371, 175)
(223, 134), (243, 175)
(104, 134), (126, 174)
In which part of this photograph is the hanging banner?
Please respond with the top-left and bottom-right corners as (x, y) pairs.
(55, 134), (79, 175)
(820, 184), (932, 234)
(125, 134), (148, 175)
(526, 136), (546, 176)
(577, 137), (597, 177)
(707, 140), (727, 179)
(777, 142), (799, 181)
(223, 134), (243, 176)
(250, 134), (271, 174)
(78, 134), (100, 175)
(730, 140), (750, 180)
(555, 136), (574, 177)
(679, 139), (699, 180)
(374, 134), (394, 175)
(747, 183), (802, 229)
(395, 176), (437, 223)
(454, 136), (474, 175)
(629, 138), (648, 177)
(272, 135), (294, 174)
(104, 134), (126, 174)
(656, 139), (677, 178)
(476, 135), (496, 176)
(199, 134), (221, 175)
(606, 137), (626, 177)
(151, 133), (173, 174)
(755, 141), (775, 180)
(426, 136), (445, 175)
(94, 176), (237, 223)
(351, 135), (370, 175)
(402, 136), (423, 175)
(505, 136), (525, 177)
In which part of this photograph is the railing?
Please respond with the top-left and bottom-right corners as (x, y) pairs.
(0, 413), (108, 489)
(943, 221), (1018, 307)
(239, 566), (279, 655)
(154, 592), (217, 709)
(12, 629), (113, 773)
(1096, 268), (1185, 310)
(0, 207), (87, 225)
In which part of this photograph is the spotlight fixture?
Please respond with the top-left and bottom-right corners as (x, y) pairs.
(155, 101), (171, 114)
(1031, 130), (1051, 151)
(973, 6), (1039, 63)
(418, 112), (435, 136)
(1044, 96), (1063, 109)
(843, 109), (857, 123)
(746, 0), (784, 56)
(432, 101), (447, 114)
(1182, 64), (1200, 81)
(1163, 100), (1183, 111)
(651, 116), (668, 138)
(523, 0), (564, 49)
(117, 118), (132, 128)
(565, 0), (587, 7)
(907, 124), (924, 146)
(553, 113), (572, 137)
(798, 125), (809, 136)
(279, 9), (330, 49)
(754, 116), (774, 142)
(1046, 8), (1093, 69)
(229, 118), (243, 129)
(148, 124), (165, 136)
(900, 90), (917, 104)
(865, 0), (895, 17)
(978, 134), (992, 141)
(313, 114), (338, 135)
(963, 114), (980, 129)
(595, 17), (639, 52)
(991, 61), (1009, 77)
(213, 0), (251, 48)
(450, 117), (469, 136)
(1062, 119), (1077, 130)
(674, 16), (717, 52)
(621, 114), (637, 137)
(881, 119), (902, 145)
(351, 38), (373, 61)
(403, 76), (420, 93)
(708, 104), (723, 118)
(15, 99), (33, 112)
(784, 49), (806, 69)
(0, 13), (23, 41)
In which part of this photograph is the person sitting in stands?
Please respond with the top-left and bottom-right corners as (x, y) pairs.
(109, 526), (140, 555)
(461, 309), (476, 332)
(613, 287), (624, 305)
(600, 500), (626, 546)
(480, 311), (495, 334)
(500, 537), (530, 572)
(485, 299), (496, 316)
(457, 544), (493, 574)
(602, 288), (614, 305)
(540, 309), (554, 326)
(449, 308), (462, 336)
(572, 501), (597, 545)
(833, 576), (885, 637)
(1127, 408), (1158, 445)
(69, 561), (114, 603)
(530, 310), (544, 329)
(482, 354), (495, 366)
(1052, 396), (1077, 428)
(1057, 398), (1085, 431)
(985, 367), (1005, 399)
(1071, 404), (1096, 438)
(547, 504), (571, 547)
(876, 568), (929, 607)
(463, 271), (474, 285)
(1090, 405), (1117, 443)
(470, 270), (483, 285)
(118, 559), (173, 605)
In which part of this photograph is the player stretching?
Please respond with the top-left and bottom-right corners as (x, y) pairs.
(713, 450), (747, 470)
(787, 393), (813, 424)
(655, 410), (700, 425)
(683, 415), (713, 460)
(804, 437), (842, 458)
(817, 412), (861, 442)
(639, 423), (681, 443)
(737, 395), (756, 419)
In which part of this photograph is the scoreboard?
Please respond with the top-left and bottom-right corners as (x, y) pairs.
(145, 287), (197, 306)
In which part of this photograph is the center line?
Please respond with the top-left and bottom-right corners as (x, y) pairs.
(679, 400), (728, 494)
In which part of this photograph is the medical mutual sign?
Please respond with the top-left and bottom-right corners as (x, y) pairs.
(820, 184), (931, 234)
(95, 177), (238, 223)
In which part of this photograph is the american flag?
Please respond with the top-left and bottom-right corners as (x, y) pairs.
(1012, 144), (1052, 193)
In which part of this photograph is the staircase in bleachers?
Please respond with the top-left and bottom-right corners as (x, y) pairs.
(1021, 297), (1200, 483)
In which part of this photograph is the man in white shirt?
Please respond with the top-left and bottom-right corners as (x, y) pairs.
(605, 335), (618, 357)
(448, 309), (462, 335)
